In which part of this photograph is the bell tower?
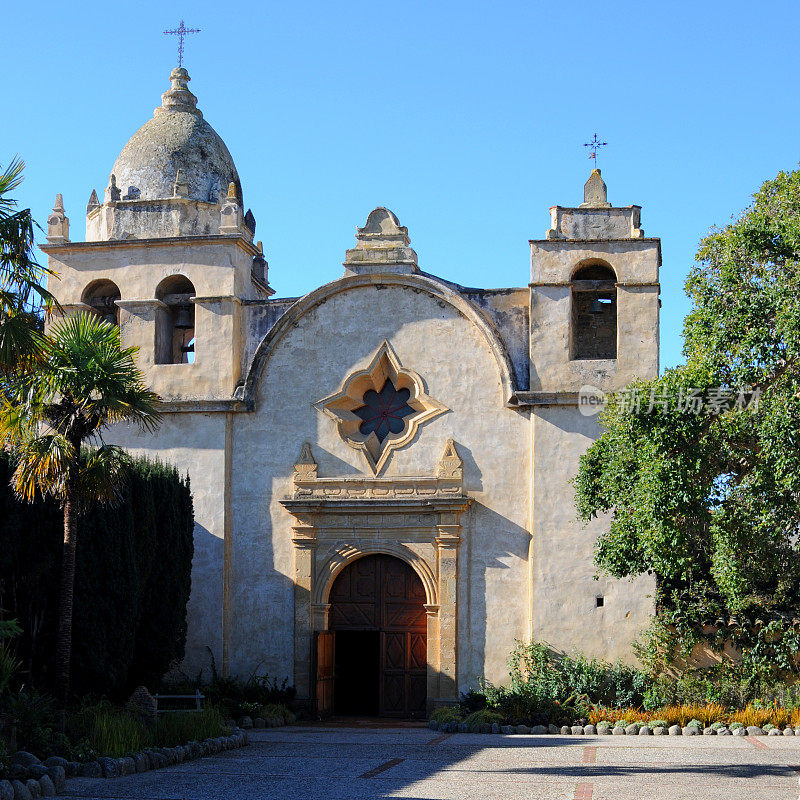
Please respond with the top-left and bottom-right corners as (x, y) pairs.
(523, 171), (660, 657)
(41, 67), (272, 403)
(528, 169), (660, 397)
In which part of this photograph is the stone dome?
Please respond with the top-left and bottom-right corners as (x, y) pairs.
(108, 68), (242, 205)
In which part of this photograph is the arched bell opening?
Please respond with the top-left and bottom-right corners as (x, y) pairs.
(319, 554), (427, 718)
(155, 275), (196, 364)
(82, 279), (121, 326)
(570, 261), (617, 360)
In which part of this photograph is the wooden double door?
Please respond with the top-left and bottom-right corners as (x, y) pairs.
(316, 554), (427, 717)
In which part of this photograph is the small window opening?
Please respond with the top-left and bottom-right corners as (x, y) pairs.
(571, 263), (617, 360)
(596, 596), (605, 608)
(155, 276), (196, 364)
(82, 280), (121, 326)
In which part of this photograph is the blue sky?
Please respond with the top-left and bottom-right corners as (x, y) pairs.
(3, 0), (798, 370)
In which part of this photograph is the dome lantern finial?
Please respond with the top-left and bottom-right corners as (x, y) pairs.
(96, 65), (242, 239)
(155, 67), (201, 118)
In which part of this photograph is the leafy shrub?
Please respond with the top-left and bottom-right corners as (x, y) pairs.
(507, 641), (649, 709)
(644, 664), (800, 709)
(650, 720), (668, 728)
(1, 687), (56, 754)
(239, 702), (262, 718)
(430, 707), (463, 724)
(477, 682), (578, 727)
(459, 689), (488, 714)
(261, 703), (295, 724)
(463, 709), (503, 731)
(187, 657), (296, 720)
(463, 641), (800, 730)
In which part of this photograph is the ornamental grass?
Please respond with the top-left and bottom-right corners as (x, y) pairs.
(728, 705), (789, 729)
(588, 702), (799, 729)
(154, 708), (231, 747)
(86, 706), (230, 758)
(589, 703), (726, 727)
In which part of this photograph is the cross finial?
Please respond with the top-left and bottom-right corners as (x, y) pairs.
(163, 20), (200, 68)
(583, 133), (608, 167)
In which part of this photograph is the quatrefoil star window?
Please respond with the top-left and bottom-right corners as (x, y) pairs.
(353, 380), (415, 442)
(314, 341), (448, 474)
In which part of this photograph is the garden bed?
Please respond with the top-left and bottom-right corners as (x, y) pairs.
(0, 729), (248, 795)
(428, 717), (797, 737)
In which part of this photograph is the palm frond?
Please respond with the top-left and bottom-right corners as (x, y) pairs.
(0, 158), (25, 213)
(76, 445), (132, 510)
(0, 307), (44, 374)
(44, 314), (162, 433)
(11, 433), (75, 503)
(0, 158), (57, 370)
(3, 311), (162, 510)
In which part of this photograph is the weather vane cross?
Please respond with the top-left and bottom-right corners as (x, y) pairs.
(584, 133), (608, 167)
(163, 20), (200, 68)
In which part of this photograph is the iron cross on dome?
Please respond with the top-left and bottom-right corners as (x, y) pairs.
(163, 20), (201, 68)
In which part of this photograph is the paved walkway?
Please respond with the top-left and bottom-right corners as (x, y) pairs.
(63, 726), (800, 800)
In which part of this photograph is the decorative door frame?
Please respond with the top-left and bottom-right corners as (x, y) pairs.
(280, 440), (470, 712)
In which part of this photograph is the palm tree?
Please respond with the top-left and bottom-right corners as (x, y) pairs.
(0, 313), (161, 709)
(0, 157), (54, 373)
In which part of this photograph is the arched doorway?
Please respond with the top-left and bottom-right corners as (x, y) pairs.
(322, 554), (427, 717)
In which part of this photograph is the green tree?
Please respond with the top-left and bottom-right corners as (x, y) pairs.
(0, 157), (54, 372)
(575, 168), (800, 673)
(0, 314), (161, 708)
(0, 452), (193, 698)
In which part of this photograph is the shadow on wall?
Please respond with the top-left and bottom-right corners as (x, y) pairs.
(460, 500), (531, 692)
(184, 523), (224, 680)
(454, 441), (531, 692)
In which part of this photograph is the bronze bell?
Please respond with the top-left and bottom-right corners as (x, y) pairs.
(101, 311), (117, 326)
(174, 305), (194, 329)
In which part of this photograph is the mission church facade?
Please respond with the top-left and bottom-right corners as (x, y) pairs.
(42, 67), (660, 716)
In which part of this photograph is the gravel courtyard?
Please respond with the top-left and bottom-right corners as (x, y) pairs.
(62, 725), (800, 800)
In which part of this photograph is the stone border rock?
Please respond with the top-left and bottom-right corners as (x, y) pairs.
(75, 730), (250, 779)
(0, 770), (63, 799)
(428, 720), (796, 738)
(235, 715), (291, 730)
(1, 730), (249, 792)
(5, 755), (68, 797)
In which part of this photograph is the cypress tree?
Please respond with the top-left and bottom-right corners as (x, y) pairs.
(0, 453), (193, 699)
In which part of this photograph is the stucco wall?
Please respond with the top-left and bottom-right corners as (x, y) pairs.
(227, 280), (531, 691)
(530, 406), (655, 660)
(107, 413), (228, 673)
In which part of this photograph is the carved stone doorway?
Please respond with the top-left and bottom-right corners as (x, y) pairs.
(282, 439), (471, 714)
(327, 554), (427, 717)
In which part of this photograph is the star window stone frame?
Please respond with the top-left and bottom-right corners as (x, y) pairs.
(314, 340), (448, 474)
